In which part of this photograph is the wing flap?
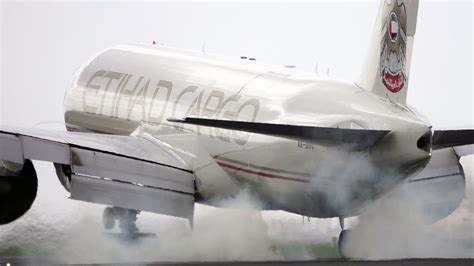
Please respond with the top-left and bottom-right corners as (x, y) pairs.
(168, 117), (390, 148)
(71, 174), (194, 219)
(71, 147), (193, 194)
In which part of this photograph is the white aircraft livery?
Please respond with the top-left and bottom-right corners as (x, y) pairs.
(0, 0), (472, 258)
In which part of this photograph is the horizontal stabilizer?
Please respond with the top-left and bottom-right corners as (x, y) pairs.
(168, 117), (389, 148)
(433, 129), (474, 150)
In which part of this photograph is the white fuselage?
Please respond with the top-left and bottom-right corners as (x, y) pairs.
(64, 44), (431, 218)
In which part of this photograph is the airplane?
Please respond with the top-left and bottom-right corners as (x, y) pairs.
(0, 0), (472, 258)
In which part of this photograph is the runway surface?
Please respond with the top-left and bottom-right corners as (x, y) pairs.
(1, 258), (474, 266)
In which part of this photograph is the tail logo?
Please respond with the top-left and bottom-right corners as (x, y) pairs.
(380, 1), (407, 93)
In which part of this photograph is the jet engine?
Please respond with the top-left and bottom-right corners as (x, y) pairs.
(382, 147), (466, 224)
(0, 159), (38, 225)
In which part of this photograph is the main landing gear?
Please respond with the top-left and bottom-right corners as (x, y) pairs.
(102, 206), (155, 240)
(338, 217), (353, 259)
(103, 206), (140, 234)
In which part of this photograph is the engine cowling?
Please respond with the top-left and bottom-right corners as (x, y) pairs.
(0, 159), (38, 225)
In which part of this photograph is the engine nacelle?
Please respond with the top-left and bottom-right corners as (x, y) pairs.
(0, 159), (38, 225)
(382, 147), (466, 224)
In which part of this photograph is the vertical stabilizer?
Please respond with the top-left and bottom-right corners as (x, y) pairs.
(357, 0), (419, 105)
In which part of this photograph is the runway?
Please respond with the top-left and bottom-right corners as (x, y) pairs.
(1, 258), (473, 266)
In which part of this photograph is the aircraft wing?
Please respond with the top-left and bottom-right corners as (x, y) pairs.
(0, 126), (195, 221)
(168, 117), (390, 148)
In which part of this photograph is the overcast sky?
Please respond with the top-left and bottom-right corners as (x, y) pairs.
(1, 1), (473, 128)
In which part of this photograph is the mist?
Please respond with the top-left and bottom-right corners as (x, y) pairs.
(0, 156), (472, 263)
(0, 179), (281, 263)
(341, 156), (474, 259)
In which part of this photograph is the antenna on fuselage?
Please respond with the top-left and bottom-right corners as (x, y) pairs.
(314, 62), (318, 76)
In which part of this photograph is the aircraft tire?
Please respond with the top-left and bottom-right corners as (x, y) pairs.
(103, 207), (115, 230)
(338, 229), (352, 259)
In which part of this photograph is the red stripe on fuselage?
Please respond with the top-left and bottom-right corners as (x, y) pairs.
(216, 161), (310, 184)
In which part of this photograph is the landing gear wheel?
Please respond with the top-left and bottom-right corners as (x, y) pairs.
(118, 209), (139, 235)
(101, 207), (154, 241)
(102, 207), (140, 234)
(119, 219), (139, 235)
(338, 229), (352, 259)
(103, 207), (115, 230)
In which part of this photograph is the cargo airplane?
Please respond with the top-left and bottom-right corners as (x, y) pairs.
(0, 0), (472, 258)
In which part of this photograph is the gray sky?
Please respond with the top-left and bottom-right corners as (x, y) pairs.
(1, 1), (473, 128)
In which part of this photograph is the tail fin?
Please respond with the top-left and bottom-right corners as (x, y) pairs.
(357, 0), (419, 105)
